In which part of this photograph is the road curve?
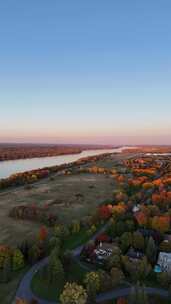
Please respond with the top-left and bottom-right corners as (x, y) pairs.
(14, 222), (170, 303)
(14, 223), (108, 303)
(96, 287), (169, 302)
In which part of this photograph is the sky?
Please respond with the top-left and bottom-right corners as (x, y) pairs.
(0, 0), (171, 145)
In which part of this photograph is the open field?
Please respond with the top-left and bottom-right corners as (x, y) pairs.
(0, 152), (137, 247)
(0, 167), (117, 246)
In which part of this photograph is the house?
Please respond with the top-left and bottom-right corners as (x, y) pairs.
(164, 234), (171, 242)
(81, 241), (119, 265)
(157, 252), (171, 273)
(132, 204), (140, 213)
(126, 247), (144, 261)
(138, 228), (161, 244)
(94, 242), (119, 263)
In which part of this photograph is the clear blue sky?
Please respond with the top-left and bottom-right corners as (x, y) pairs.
(0, 0), (171, 145)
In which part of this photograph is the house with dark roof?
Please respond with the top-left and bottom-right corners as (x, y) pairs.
(126, 247), (144, 261)
(138, 228), (161, 244)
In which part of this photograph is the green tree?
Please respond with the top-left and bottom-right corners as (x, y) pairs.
(128, 283), (149, 304)
(28, 244), (40, 264)
(12, 249), (24, 271)
(49, 236), (61, 251)
(54, 224), (69, 240)
(2, 256), (11, 282)
(133, 232), (145, 251)
(84, 271), (100, 302)
(116, 221), (126, 236)
(47, 252), (64, 285)
(146, 237), (157, 264)
(110, 267), (125, 287)
(71, 220), (80, 234)
(157, 272), (171, 288)
(60, 282), (87, 304)
(120, 232), (133, 253)
(122, 256), (138, 282)
(106, 253), (121, 270)
(137, 257), (152, 282)
(97, 270), (112, 292)
(125, 220), (135, 232)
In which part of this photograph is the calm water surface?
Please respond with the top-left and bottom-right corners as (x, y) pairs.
(0, 146), (130, 179)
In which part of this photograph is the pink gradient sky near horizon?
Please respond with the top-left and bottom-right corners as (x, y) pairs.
(1, 131), (171, 146)
(1, 98), (171, 145)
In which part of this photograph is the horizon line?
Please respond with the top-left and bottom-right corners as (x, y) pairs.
(0, 142), (171, 147)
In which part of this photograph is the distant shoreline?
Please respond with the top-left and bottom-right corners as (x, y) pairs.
(0, 144), (117, 162)
(0, 150), (119, 190)
(0, 147), (126, 182)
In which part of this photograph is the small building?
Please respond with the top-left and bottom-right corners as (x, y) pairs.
(138, 228), (161, 244)
(127, 247), (144, 262)
(94, 242), (119, 263)
(164, 234), (171, 242)
(157, 252), (171, 273)
(132, 204), (140, 213)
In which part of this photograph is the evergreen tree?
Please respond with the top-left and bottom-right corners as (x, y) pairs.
(47, 250), (64, 286)
(2, 256), (11, 282)
(137, 257), (152, 282)
(49, 236), (61, 252)
(146, 237), (157, 264)
(84, 272), (100, 302)
(28, 244), (40, 264)
(12, 249), (24, 271)
(128, 283), (149, 304)
(133, 232), (145, 251)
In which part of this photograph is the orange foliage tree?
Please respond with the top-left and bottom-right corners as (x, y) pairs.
(152, 193), (162, 205)
(112, 203), (126, 216)
(99, 205), (111, 220)
(38, 226), (48, 242)
(134, 211), (147, 227)
(117, 298), (128, 304)
(151, 216), (170, 233)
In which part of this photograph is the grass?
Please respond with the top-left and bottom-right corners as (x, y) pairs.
(0, 171), (113, 303)
(63, 230), (90, 250)
(0, 266), (29, 304)
(0, 173), (115, 247)
(31, 259), (88, 302)
(63, 222), (104, 250)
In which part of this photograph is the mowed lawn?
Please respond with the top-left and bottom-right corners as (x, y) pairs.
(31, 259), (88, 302)
(0, 266), (29, 304)
(0, 172), (115, 247)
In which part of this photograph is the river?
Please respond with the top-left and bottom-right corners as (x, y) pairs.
(0, 146), (129, 179)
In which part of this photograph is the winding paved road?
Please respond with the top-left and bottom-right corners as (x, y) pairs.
(96, 287), (169, 302)
(14, 224), (108, 303)
(14, 223), (170, 303)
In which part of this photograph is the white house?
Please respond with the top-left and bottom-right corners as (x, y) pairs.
(132, 204), (140, 213)
(157, 252), (171, 273)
